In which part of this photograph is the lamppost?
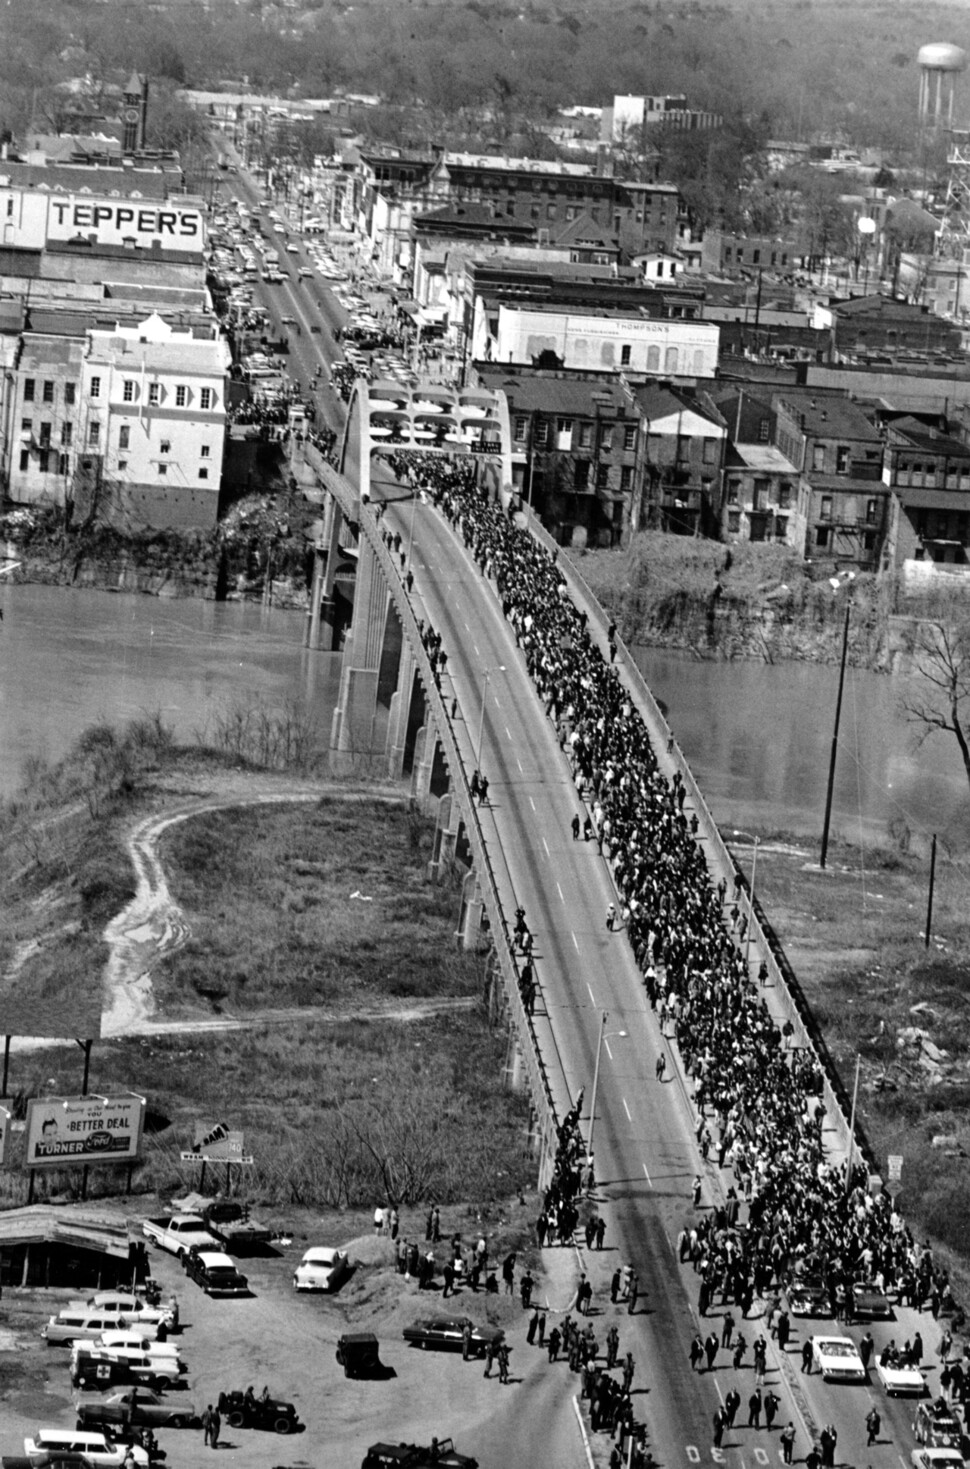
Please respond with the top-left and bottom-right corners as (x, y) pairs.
(587, 1011), (627, 1162)
(475, 665), (505, 770)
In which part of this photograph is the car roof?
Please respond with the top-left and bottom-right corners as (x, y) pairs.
(194, 1251), (235, 1266)
(303, 1246), (340, 1261)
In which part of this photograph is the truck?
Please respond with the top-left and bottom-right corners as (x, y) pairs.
(362, 1439), (478, 1469)
(201, 1201), (272, 1253)
(142, 1215), (218, 1259)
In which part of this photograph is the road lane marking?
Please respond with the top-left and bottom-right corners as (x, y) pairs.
(622, 1097), (632, 1121)
(505, 725), (513, 739)
(642, 1162), (652, 1186)
(542, 837), (550, 856)
(517, 759), (524, 773)
(557, 882), (565, 902)
(604, 1039), (614, 1060)
(586, 982), (596, 1003)
(530, 797), (536, 811)
(573, 932), (580, 951)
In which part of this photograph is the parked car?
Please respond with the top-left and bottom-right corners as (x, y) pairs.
(810, 1335), (867, 1382)
(851, 1280), (893, 1320)
(75, 1387), (198, 1429)
(184, 1249), (249, 1297)
(914, 1399), (963, 1446)
(219, 1390), (301, 1434)
(44, 1311), (160, 1347)
(401, 1318), (504, 1355)
(787, 1275), (831, 1317)
(911, 1451), (965, 1469)
(336, 1333), (383, 1379)
(362, 1437), (478, 1469)
(93, 1332), (179, 1360)
(293, 1247), (349, 1293)
(24, 1430), (148, 1469)
(70, 1294), (175, 1330)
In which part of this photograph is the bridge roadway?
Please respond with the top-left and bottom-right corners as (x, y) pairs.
(380, 487), (938, 1469)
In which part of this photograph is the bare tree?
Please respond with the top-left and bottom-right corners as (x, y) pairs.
(903, 616), (970, 793)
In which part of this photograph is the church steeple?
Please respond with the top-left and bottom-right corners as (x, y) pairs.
(122, 73), (148, 153)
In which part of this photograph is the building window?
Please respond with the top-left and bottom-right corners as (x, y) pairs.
(175, 385), (187, 407)
(758, 418), (770, 442)
(39, 422), (51, 447)
(65, 382), (76, 405)
(38, 449), (49, 474)
(816, 526), (830, 547)
(623, 425), (636, 451)
(19, 449), (28, 471)
(665, 346), (679, 374)
(42, 381), (54, 403)
(20, 418), (31, 434)
(149, 383), (161, 406)
(601, 426), (613, 452)
(200, 388), (212, 410)
(620, 465), (633, 492)
(778, 482), (792, 509)
(647, 346), (661, 372)
(58, 453), (69, 476)
(836, 445), (850, 474)
(574, 461), (590, 491)
(753, 479), (770, 512)
(118, 460), (127, 471)
(88, 422), (100, 446)
(199, 467), (209, 480)
(160, 439), (171, 455)
(123, 379), (135, 403)
(774, 515), (788, 540)
(119, 425), (130, 450)
(727, 510), (740, 533)
(513, 415), (527, 443)
(620, 345), (631, 366)
(812, 444), (825, 472)
(158, 463), (168, 475)
(200, 445), (211, 459)
(90, 376), (101, 399)
(866, 498), (878, 524)
(534, 421), (549, 449)
(596, 464), (610, 491)
(578, 422), (592, 449)
(702, 438), (718, 465)
(23, 378), (34, 402)
(61, 423), (72, 446)
(820, 495), (832, 520)
(726, 479), (740, 505)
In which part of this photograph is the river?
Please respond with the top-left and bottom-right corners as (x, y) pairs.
(635, 646), (970, 854)
(1, 584), (964, 853)
(0, 584), (340, 797)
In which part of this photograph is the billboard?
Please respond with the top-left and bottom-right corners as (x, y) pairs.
(180, 1121), (252, 1164)
(24, 1094), (145, 1169)
(46, 196), (205, 254)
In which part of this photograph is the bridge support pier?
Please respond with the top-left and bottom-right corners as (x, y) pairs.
(410, 724), (437, 810)
(457, 870), (488, 950)
(386, 641), (417, 779)
(330, 537), (386, 767)
(306, 496), (344, 652)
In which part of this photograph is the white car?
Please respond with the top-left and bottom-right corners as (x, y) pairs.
(877, 1358), (925, 1396)
(26, 1429), (148, 1468)
(911, 1452), (965, 1469)
(293, 1246), (350, 1292)
(93, 1330), (182, 1359)
(70, 1292), (176, 1328)
(811, 1335), (867, 1382)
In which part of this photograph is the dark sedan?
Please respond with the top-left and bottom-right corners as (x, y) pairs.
(851, 1279), (893, 1320)
(787, 1275), (831, 1317)
(401, 1317), (504, 1355)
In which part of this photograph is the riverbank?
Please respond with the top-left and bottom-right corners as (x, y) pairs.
(571, 534), (970, 669)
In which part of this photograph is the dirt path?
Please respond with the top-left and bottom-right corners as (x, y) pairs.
(101, 774), (445, 1038)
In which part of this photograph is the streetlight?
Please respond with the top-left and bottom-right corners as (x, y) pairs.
(475, 664), (505, 770)
(587, 1010), (627, 1162)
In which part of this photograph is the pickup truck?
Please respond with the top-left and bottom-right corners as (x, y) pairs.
(201, 1201), (272, 1253)
(142, 1215), (218, 1259)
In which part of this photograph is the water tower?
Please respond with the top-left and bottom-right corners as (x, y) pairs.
(918, 43), (967, 129)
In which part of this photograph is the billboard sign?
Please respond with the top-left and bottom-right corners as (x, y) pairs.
(24, 1094), (145, 1169)
(46, 196), (205, 254)
(180, 1121), (252, 1164)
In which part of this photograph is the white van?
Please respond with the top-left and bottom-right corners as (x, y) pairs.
(42, 1309), (159, 1345)
(25, 1429), (148, 1468)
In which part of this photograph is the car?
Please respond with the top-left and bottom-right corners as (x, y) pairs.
(787, 1275), (831, 1317)
(24, 1430), (148, 1469)
(286, 243), (299, 253)
(362, 1438), (478, 1469)
(219, 1390), (301, 1435)
(75, 1387), (198, 1429)
(71, 1294), (176, 1329)
(911, 1451), (965, 1469)
(310, 324), (322, 333)
(280, 315), (296, 326)
(851, 1280), (893, 1320)
(877, 1358), (925, 1396)
(293, 1246), (350, 1292)
(336, 1332), (383, 1379)
(914, 1399), (963, 1446)
(402, 1317), (504, 1355)
(810, 1335), (867, 1382)
(184, 1249), (249, 1297)
(93, 1332), (180, 1360)
(273, 223), (286, 233)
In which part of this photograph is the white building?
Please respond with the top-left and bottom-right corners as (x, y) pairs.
(473, 301), (720, 380)
(76, 312), (231, 530)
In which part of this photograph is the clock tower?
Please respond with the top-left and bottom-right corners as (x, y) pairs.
(122, 72), (148, 153)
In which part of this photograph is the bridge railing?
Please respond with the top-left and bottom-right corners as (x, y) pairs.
(306, 446), (562, 1186)
(521, 509), (872, 1176)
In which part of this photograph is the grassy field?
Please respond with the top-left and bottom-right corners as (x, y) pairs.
(749, 830), (970, 1300)
(155, 798), (479, 1014)
(0, 723), (537, 1211)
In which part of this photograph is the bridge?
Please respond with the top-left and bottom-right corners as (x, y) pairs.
(292, 380), (892, 1467)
